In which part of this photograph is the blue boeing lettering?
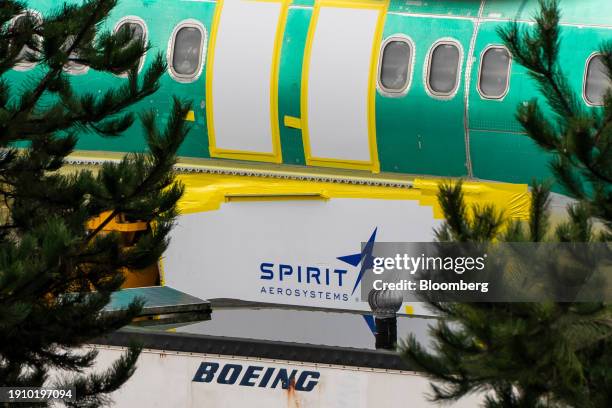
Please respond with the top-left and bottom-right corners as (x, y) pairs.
(193, 362), (320, 392)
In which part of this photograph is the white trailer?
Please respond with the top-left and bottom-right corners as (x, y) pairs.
(89, 308), (486, 408)
(90, 341), (484, 408)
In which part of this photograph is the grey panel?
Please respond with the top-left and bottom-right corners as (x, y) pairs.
(96, 302), (436, 370)
(104, 286), (211, 316)
(175, 306), (436, 351)
(93, 327), (417, 371)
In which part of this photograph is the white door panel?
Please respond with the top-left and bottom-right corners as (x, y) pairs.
(304, 5), (381, 165)
(209, 0), (281, 156)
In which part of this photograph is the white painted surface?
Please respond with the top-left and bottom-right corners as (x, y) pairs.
(164, 198), (440, 315)
(90, 346), (485, 408)
(211, 0), (280, 153)
(306, 7), (379, 162)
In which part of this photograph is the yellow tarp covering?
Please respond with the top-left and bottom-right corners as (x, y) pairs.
(175, 173), (531, 220)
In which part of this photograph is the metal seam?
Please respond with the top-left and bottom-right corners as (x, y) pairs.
(65, 158), (414, 188)
(462, 0), (485, 178)
(386, 11), (612, 30)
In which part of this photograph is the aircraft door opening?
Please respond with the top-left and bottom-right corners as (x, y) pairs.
(301, 0), (387, 172)
(206, 0), (288, 163)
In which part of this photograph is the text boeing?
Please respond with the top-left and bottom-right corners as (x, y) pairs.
(193, 362), (320, 392)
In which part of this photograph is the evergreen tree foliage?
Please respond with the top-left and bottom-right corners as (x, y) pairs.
(0, 0), (191, 405)
(402, 1), (611, 406)
(499, 0), (611, 239)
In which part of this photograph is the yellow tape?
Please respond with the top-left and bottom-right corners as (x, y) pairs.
(158, 258), (166, 286)
(225, 192), (328, 202)
(412, 178), (530, 220)
(175, 172), (531, 221)
(367, 0), (387, 173)
(61, 151), (530, 222)
(283, 115), (302, 129)
(319, 0), (387, 6)
(184, 110), (195, 122)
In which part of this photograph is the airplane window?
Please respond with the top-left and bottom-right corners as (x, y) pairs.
(427, 42), (461, 96)
(584, 54), (611, 105)
(11, 12), (42, 71)
(62, 35), (88, 75)
(479, 46), (511, 99)
(114, 18), (147, 75)
(117, 22), (144, 44)
(171, 26), (203, 78)
(379, 38), (412, 94)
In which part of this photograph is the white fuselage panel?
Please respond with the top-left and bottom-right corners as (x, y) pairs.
(211, 0), (280, 153)
(306, 6), (379, 162)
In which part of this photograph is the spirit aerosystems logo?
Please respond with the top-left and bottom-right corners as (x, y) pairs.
(259, 228), (378, 302)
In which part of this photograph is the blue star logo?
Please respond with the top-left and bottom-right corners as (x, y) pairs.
(337, 228), (378, 296)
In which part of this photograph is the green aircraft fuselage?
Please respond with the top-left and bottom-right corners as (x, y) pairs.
(7, 0), (612, 187)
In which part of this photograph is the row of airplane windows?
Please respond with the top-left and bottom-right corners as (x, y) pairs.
(11, 13), (611, 106)
(378, 35), (611, 106)
(11, 13), (206, 83)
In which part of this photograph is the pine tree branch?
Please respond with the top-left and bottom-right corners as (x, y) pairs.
(80, 208), (119, 249)
(60, 342), (142, 408)
(5, 0), (115, 139)
(0, 1), (190, 397)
